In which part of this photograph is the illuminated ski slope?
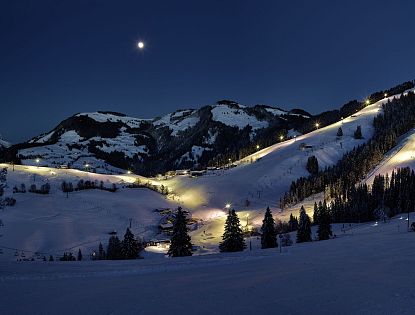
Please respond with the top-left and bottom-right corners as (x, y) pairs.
(159, 94), (397, 214)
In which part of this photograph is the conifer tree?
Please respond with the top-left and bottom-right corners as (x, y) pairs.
(336, 127), (343, 137)
(106, 235), (122, 260)
(121, 228), (141, 259)
(317, 202), (332, 240)
(261, 207), (277, 249)
(288, 213), (299, 231)
(354, 125), (363, 139)
(0, 168), (6, 210)
(219, 209), (246, 252)
(77, 248), (83, 261)
(98, 242), (106, 260)
(313, 202), (320, 225)
(306, 156), (319, 175)
(296, 206), (312, 243)
(168, 207), (193, 257)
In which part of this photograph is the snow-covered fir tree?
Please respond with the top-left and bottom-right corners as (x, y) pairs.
(219, 209), (246, 252)
(317, 201), (332, 240)
(288, 213), (299, 231)
(106, 235), (122, 260)
(168, 207), (193, 257)
(306, 156), (319, 175)
(98, 242), (106, 260)
(296, 206), (312, 243)
(261, 207), (277, 249)
(77, 249), (83, 261)
(354, 125), (362, 139)
(0, 168), (7, 210)
(313, 202), (319, 225)
(121, 228), (142, 259)
(336, 127), (343, 137)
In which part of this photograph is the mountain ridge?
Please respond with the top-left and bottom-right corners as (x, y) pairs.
(1, 79), (414, 176)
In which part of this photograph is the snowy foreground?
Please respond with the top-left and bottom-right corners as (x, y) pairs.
(1, 214), (414, 315)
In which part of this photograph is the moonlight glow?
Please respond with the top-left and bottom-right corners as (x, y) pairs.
(137, 41), (144, 49)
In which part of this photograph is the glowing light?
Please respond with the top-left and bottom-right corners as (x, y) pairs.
(84, 164), (89, 168)
(256, 144), (260, 150)
(127, 170), (132, 175)
(279, 135), (284, 141)
(384, 93), (388, 97)
(365, 99), (370, 105)
(35, 158), (40, 163)
(315, 123), (320, 129)
(137, 41), (144, 49)
(225, 203), (231, 209)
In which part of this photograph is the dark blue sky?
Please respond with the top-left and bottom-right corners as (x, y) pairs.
(1, 0), (414, 142)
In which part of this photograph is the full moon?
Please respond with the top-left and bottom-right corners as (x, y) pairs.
(137, 41), (144, 49)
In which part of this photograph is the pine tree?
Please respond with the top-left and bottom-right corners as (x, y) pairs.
(106, 235), (122, 260)
(261, 207), (277, 249)
(336, 127), (343, 137)
(49, 255), (54, 261)
(317, 202), (332, 240)
(306, 156), (319, 175)
(77, 248), (83, 261)
(0, 168), (6, 210)
(98, 242), (106, 260)
(121, 228), (141, 259)
(219, 209), (246, 252)
(354, 125), (363, 139)
(288, 213), (299, 231)
(296, 206), (312, 243)
(168, 207), (193, 257)
(312, 202), (320, 225)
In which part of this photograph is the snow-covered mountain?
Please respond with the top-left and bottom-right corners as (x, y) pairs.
(8, 102), (311, 175)
(0, 134), (10, 150)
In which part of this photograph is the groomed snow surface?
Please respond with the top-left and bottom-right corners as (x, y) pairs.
(1, 215), (414, 315)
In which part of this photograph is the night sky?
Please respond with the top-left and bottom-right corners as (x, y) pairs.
(1, 0), (415, 143)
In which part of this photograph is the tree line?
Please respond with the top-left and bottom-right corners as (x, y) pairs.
(281, 91), (415, 209)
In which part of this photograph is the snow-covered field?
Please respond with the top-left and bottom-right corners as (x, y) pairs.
(1, 214), (414, 315)
(0, 164), (177, 261)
